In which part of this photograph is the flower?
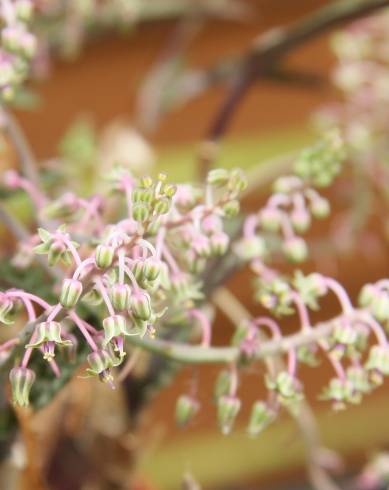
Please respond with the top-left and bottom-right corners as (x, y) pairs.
(60, 279), (83, 308)
(26, 321), (72, 361)
(9, 367), (35, 407)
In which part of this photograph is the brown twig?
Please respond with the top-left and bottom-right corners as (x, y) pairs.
(195, 0), (389, 178)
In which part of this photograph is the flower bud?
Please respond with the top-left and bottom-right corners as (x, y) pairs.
(234, 236), (265, 261)
(95, 244), (115, 269)
(333, 321), (357, 346)
(192, 235), (211, 258)
(228, 168), (247, 193)
(15, 0), (33, 21)
(258, 208), (282, 232)
(153, 197), (171, 215)
(217, 395), (241, 435)
(371, 293), (389, 322)
(282, 237), (308, 263)
(207, 168), (229, 187)
(110, 284), (131, 311)
(130, 291), (152, 320)
(214, 370), (234, 399)
(132, 204), (149, 222)
(346, 367), (371, 394)
(247, 401), (275, 437)
(175, 395), (199, 427)
(142, 258), (161, 281)
(358, 284), (376, 307)
(222, 199), (240, 218)
(132, 188), (153, 204)
(60, 278), (83, 308)
(290, 208), (311, 233)
(209, 232), (229, 255)
(273, 176), (301, 194)
(47, 240), (66, 266)
(9, 367), (35, 407)
(321, 377), (355, 410)
(365, 345), (389, 376)
(163, 183), (177, 198)
(140, 176), (153, 188)
(310, 197), (330, 219)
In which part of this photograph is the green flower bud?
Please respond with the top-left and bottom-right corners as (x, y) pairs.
(365, 345), (389, 376)
(358, 284), (376, 307)
(15, 0), (34, 21)
(222, 199), (240, 218)
(282, 237), (308, 263)
(209, 232), (229, 255)
(247, 401), (275, 437)
(153, 197), (171, 215)
(346, 367), (371, 394)
(60, 279), (83, 308)
(132, 188), (153, 204)
(9, 367), (35, 407)
(207, 168), (229, 187)
(175, 395), (199, 427)
(140, 176), (153, 188)
(142, 258), (161, 281)
(371, 294), (389, 322)
(109, 284), (131, 311)
(163, 184), (177, 198)
(214, 370), (234, 399)
(234, 236), (265, 261)
(321, 377), (355, 410)
(273, 176), (301, 194)
(95, 244), (115, 269)
(228, 168), (247, 193)
(132, 204), (149, 222)
(130, 291), (152, 321)
(258, 208), (282, 232)
(333, 322), (357, 346)
(310, 197), (330, 219)
(290, 209), (311, 233)
(48, 241), (66, 267)
(217, 396), (241, 435)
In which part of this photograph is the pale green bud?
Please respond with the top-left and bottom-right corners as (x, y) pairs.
(207, 168), (229, 187)
(132, 204), (149, 222)
(60, 279), (83, 308)
(9, 367), (35, 407)
(175, 395), (199, 427)
(110, 284), (131, 311)
(222, 199), (240, 218)
(95, 244), (115, 269)
(217, 396), (241, 435)
(282, 237), (308, 263)
(247, 401), (275, 437)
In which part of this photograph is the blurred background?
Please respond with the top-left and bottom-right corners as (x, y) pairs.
(2, 1), (389, 489)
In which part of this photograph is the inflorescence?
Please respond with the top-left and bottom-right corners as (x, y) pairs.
(1, 127), (389, 437)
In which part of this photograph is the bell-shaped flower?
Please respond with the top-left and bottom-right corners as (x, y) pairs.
(9, 367), (35, 407)
(26, 321), (72, 361)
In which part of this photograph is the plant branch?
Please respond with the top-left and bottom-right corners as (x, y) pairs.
(211, 287), (342, 490)
(205, 0), (389, 142)
(1, 108), (40, 190)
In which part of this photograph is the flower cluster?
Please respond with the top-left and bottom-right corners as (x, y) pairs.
(1, 165), (248, 406)
(234, 131), (344, 266)
(0, 0), (36, 101)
